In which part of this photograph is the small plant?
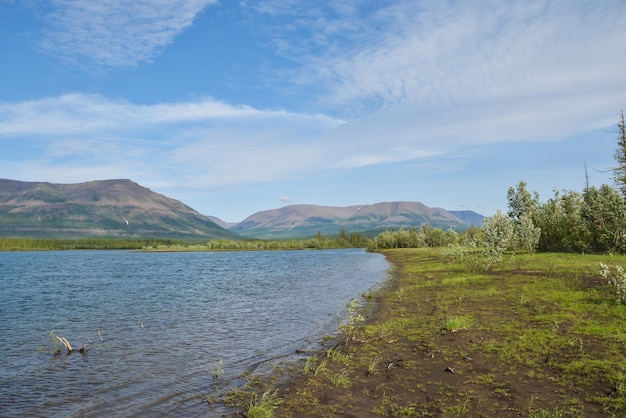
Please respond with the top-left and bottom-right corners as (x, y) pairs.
(445, 316), (471, 333)
(303, 356), (316, 375)
(37, 330), (62, 354)
(448, 389), (474, 417)
(331, 369), (351, 388)
(303, 356), (327, 376)
(367, 356), (379, 376)
(325, 347), (351, 366)
(210, 359), (224, 380)
(246, 389), (282, 418)
(441, 243), (467, 263)
(599, 262), (626, 304)
(527, 395), (583, 418)
(519, 294), (529, 306)
(340, 298), (365, 347)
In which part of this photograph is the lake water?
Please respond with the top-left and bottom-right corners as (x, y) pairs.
(0, 248), (389, 417)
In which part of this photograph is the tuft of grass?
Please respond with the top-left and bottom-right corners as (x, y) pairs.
(210, 359), (224, 380)
(246, 389), (283, 418)
(303, 356), (328, 376)
(36, 330), (63, 354)
(445, 316), (471, 332)
(330, 369), (351, 388)
(367, 356), (379, 376)
(527, 396), (584, 418)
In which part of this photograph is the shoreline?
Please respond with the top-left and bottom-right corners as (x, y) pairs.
(254, 248), (626, 417)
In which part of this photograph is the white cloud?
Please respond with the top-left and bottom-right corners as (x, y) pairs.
(0, 94), (343, 137)
(0, 94), (344, 190)
(40, 0), (218, 68)
(245, 0), (626, 164)
(348, 2), (622, 110)
(256, 1), (626, 123)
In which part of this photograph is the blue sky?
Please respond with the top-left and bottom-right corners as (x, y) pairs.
(1, 0), (625, 222)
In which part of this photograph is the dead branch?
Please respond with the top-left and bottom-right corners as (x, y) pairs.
(56, 336), (73, 354)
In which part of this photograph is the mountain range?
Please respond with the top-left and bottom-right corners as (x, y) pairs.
(0, 179), (484, 240)
(231, 202), (482, 239)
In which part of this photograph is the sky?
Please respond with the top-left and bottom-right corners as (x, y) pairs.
(1, 0), (626, 222)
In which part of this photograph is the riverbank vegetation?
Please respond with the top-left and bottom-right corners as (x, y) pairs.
(0, 230), (366, 252)
(241, 248), (625, 416)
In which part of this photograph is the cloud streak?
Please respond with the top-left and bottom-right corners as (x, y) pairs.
(250, 0), (626, 163)
(270, 1), (626, 113)
(0, 94), (345, 189)
(0, 94), (342, 136)
(40, 0), (218, 68)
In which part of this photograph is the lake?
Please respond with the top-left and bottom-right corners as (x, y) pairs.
(0, 248), (389, 417)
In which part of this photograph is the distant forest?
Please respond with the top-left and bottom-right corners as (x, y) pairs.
(369, 112), (626, 256)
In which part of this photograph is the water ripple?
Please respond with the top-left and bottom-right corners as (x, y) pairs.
(0, 249), (389, 417)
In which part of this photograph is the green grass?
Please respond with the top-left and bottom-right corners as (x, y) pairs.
(445, 316), (472, 332)
(272, 248), (626, 416)
(246, 389), (283, 418)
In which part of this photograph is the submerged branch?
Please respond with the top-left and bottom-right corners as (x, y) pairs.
(55, 335), (89, 354)
(56, 336), (73, 353)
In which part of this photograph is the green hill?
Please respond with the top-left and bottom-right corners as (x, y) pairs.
(0, 179), (240, 240)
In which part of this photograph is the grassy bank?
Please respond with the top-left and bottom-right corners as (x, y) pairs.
(261, 248), (626, 417)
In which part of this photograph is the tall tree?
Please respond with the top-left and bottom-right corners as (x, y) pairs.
(613, 111), (626, 197)
(507, 181), (540, 222)
(582, 184), (626, 253)
(534, 189), (587, 253)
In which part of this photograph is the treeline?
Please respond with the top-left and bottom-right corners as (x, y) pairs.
(366, 224), (481, 251)
(506, 182), (626, 254)
(369, 112), (626, 256)
(0, 237), (188, 251)
(507, 112), (626, 254)
(146, 233), (364, 251)
(366, 181), (626, 255)
(0, 232), (366, 252)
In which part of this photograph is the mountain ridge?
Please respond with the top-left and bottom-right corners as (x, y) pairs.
(0, 179), (484, 240)
(230, 201), (483, 239)
(0, 178), (239, 240)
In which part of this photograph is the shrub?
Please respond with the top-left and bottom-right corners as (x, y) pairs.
(481, 210), (514, 270)
(340, 298), (365, 347)
(599, 263), (626, 304)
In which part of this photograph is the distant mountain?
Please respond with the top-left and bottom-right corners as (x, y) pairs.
(449, 210), (485, 227)
(206, 216), (237, 230)
(230, 202), (484, 239)
(0, 179), (241, 240)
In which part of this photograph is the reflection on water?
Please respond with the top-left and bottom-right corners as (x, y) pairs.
(0, 249), (388, 417)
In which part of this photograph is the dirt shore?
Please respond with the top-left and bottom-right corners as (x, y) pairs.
(268, 248), (625, 417)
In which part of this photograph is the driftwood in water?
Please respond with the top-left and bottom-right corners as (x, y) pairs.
(56, 336), (88, 354)
(56, 336), (72, 353)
